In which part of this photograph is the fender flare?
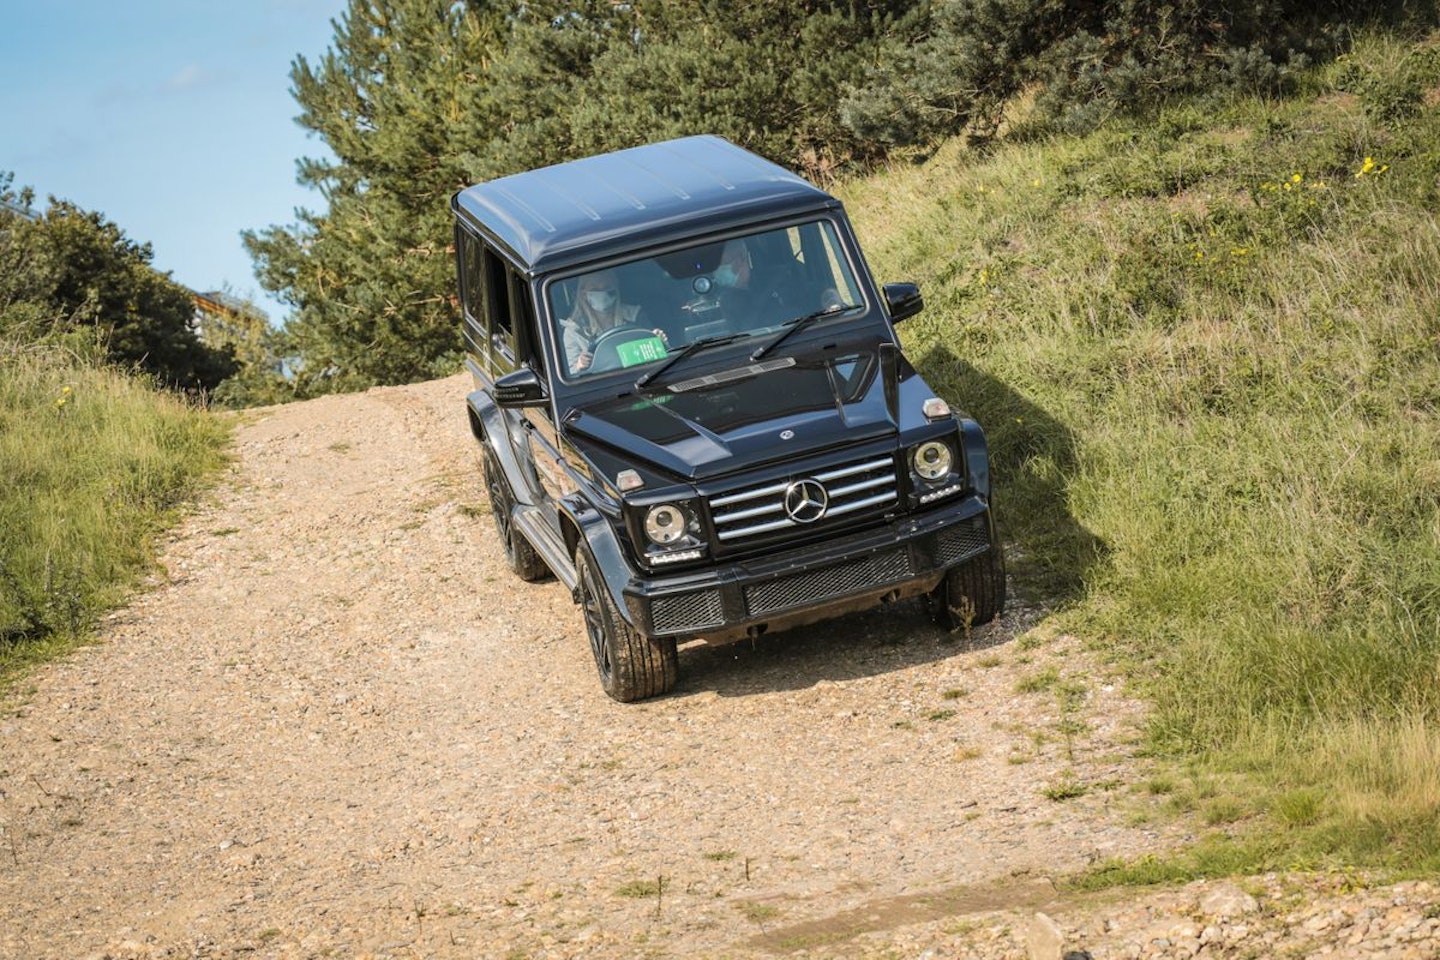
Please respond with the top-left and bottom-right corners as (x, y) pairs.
(958, 417), (992, 503)
(467, 389), (536, 508)
(564, 496), (643, 633)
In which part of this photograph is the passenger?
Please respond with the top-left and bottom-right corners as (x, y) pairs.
(714, 238), (798, 327)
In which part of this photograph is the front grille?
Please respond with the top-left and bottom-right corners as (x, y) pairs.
(651, 590), (725, 633)
(937, 515), (990, 566)
(709, 454), (898, 545)
(745, 549), (912, 617)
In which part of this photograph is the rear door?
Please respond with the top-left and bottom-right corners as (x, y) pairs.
(459, 229), (547, 508)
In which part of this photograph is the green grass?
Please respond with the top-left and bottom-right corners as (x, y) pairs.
(614, 878), (663, 899)
(0, 337), (231, 683)
(839, 28), (1440, 876)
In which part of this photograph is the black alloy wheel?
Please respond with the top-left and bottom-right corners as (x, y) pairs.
(575, 548), (677, 702)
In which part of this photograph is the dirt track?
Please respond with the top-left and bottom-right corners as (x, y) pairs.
(1, 373), (1165, 958)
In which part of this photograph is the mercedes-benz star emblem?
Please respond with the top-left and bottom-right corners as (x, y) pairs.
(783, 479), (829, 524)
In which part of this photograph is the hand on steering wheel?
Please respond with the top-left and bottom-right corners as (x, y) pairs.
(585, 325), (661, 373)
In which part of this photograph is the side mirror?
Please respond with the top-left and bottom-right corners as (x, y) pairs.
(883, 282), (924, 323)
(494, 367), (548, 408)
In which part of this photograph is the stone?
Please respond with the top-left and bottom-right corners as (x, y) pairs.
(1028, 911), (1066, 960)
(1200, 882), (1260, 918)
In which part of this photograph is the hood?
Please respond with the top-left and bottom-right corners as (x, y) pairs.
(564, 349), (897, 481)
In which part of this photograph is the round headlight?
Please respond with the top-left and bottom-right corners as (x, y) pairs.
(644, 504), (687, 545)
(913, 441), (953, 481)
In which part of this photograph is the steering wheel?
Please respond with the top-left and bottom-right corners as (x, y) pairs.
(587, 325), (658, 373)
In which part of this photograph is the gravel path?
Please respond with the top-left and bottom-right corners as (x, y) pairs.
(2, 374), (1434, 959)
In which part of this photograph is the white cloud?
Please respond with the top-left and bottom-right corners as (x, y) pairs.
(161, 64), (208, 92)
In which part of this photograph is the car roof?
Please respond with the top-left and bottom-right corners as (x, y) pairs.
(451, 135), (838, 275)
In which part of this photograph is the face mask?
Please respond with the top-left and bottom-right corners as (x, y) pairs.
(585, 290), (617, 312)
(713, 265), (738, 288)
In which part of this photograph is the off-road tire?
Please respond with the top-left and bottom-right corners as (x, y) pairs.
(576, 548), (678, 702)
(481, 444), (549, 582)
(931, 542), (1007, 632)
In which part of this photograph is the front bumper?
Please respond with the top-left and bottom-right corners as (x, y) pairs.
(623, 494), (994, 643)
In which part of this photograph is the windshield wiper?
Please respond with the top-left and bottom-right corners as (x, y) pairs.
(634, 332), (750, 390)
(749, 303), (856, 362)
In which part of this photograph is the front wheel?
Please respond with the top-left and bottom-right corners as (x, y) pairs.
(576, 548), (678, 702)
(930, 543), (1007, 632)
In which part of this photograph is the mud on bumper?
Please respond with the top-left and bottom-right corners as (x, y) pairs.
(623, 496), (995, 644)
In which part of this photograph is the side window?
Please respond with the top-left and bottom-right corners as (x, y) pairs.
(514, 274), (546, 375)
(484, 247), (512, 352)
(458, 228), (543, 374)
(458, 229), (488, 357)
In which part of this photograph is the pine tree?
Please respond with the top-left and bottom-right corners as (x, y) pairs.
(245, 0), (919, 391)
(244, 0), (511, 393)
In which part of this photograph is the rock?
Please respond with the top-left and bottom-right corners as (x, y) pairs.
(1028, 911), (1066, 960)
(1200, 882), (1260, 918)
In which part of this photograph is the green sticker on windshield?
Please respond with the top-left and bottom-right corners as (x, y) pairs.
(615, 336), (668, 367)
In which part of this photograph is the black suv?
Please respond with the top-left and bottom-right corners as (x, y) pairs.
(452, 136), (1004, 701)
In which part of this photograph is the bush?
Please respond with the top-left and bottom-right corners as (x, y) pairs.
(841, 1), (1437, 147)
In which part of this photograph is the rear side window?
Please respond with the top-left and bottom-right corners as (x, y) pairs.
(457, 227), (522, 360)
(459, 229), (488, 356)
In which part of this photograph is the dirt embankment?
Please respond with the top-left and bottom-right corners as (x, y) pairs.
(2, 374), (1432, 960)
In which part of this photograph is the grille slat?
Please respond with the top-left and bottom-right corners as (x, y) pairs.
(824, 491), (898, 518)
(717, 515), (795, 540)
(714, 500), (786, 524)
(827, 475), (893, 499)
(813, 457), (894, 483)
(710, 452), (900, 545)
(711, 481), (791, 508)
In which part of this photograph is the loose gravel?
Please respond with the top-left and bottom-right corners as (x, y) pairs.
(1, 374), (1434, 959)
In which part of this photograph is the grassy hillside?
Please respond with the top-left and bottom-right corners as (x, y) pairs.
(841, 30), (1440, 874)
(0, 336), (231, 683)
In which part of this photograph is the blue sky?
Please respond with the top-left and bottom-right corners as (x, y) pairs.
(0, 0), (347, 324)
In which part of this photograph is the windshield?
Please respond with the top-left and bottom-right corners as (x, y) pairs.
(547, 220), (863, 381)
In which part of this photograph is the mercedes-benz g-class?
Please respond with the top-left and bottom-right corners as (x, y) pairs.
(452, 135), (1004, 701)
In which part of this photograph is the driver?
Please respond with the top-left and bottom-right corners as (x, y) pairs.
(562, 270), (645, 374)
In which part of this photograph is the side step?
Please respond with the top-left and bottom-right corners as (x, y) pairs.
(513, 506), (578, 591)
